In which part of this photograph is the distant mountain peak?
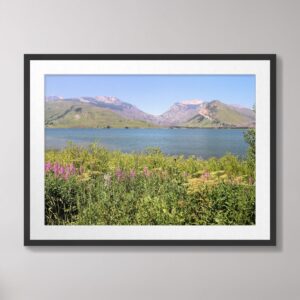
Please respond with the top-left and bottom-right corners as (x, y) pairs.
(95, 96), (122, 105)
(44, 95), (255, 128)
(79, 97), (90, 103)
(46, 96), (64, 101)
(209, 99), (222, 105)
(180, 99), (204, 105)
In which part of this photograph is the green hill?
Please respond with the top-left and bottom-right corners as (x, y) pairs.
(45, 100), (157, 128)
(184, 100), (255, 128)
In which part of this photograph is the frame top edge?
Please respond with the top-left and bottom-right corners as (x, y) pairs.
(24, 54), (276, 61)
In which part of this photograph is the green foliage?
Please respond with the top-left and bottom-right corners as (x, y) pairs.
(45, 174), (80, 225)
(45, 144), (255, 225)
(244, 128), (255, 179)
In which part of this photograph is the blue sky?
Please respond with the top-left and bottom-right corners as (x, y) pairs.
(45, 75), (255, 115)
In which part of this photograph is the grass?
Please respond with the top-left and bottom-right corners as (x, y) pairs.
(45, 143), (255, 226)
(184, 100), (254, 127)
(45, 100), (157, 128)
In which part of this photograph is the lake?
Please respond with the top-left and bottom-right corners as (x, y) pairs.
(45, 128), (249, 159)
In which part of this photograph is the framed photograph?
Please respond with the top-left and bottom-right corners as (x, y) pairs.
(24, 54), (276, 246)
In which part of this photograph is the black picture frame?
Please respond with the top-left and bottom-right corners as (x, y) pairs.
(24, 54), (276, 246)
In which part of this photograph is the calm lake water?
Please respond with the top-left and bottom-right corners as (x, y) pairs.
(45, 128), (248, 159)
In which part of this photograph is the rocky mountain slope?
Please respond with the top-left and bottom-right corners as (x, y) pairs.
(45, 96), (255, 128)
(45, 100), (157, 128)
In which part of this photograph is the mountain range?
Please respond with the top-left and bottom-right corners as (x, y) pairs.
(45, 96), (255, 128)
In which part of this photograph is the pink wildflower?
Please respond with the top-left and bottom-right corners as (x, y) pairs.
(201, 171), (210, 180)
(52, 162), (59, 176)
(129, 169), (136, 178)
(58, 166), (65, 175)
(45, 162), (52, 172)
(46, 161), (79, 180)
(69, 163), (76, 175)
(143, 166), (151, 177)
(115, 168), (123, 181)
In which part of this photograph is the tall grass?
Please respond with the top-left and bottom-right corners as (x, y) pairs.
(45, 143), (255, 225)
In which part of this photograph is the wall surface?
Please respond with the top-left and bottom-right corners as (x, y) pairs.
(0, 0), (298, 299)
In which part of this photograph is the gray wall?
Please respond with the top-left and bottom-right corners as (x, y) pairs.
(0, 0), (298, 299)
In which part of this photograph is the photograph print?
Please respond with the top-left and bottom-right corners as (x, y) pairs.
(25, 55), (276, 245)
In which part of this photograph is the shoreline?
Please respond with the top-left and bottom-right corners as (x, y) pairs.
(45, 126), (253, 130)
(45, 144), (247, 161)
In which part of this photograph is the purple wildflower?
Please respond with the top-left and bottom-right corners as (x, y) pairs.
(69, 163), (75, 174)
(58, 166), (65, 175)
(52, 162), (59, 176)
(46, 161), (80, 180)
(129, 169), (136, 179)
(115, 168), (123, 181)
(45, 162), (52, 172)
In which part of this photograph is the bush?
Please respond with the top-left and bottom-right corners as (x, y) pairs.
(45, 174), (80, 225)
(244, 128), (255, 179)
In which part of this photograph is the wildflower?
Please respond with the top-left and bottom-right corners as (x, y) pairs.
(52, 162), (60, 176)
(115, 168), (123, 181)
(65, 165), (70, 174)
(58, 166), (65, 175)
(143, 166), (151, 177)
(47, 161), (78, 180)
(201, 171), (210, 180)
(69, 163), (76, 174)
(104, 174), (111, 186)
(45, 162), (52, 172)
(129, 169), (136, 179)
